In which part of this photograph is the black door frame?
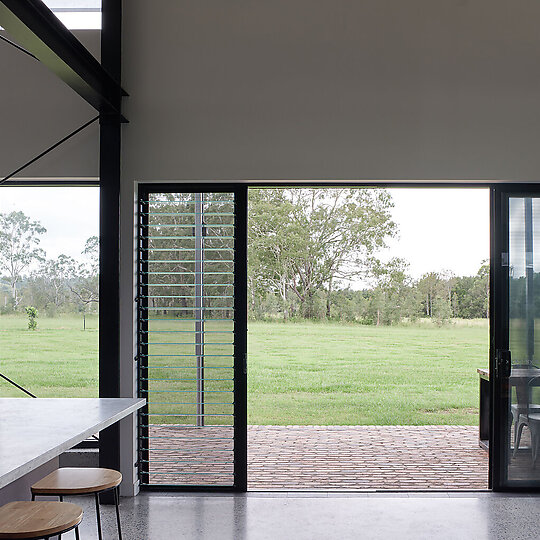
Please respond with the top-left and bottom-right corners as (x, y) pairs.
(247, 182), (507, 492)
(134, 180), (540, 493)
(137, 183), (248, 492)
(490, 183), (540, 492)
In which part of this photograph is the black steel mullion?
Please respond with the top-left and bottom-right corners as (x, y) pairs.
(138, 187), (150, 486)
(233, 185), (248, 492)
(490, 186), (509, 490)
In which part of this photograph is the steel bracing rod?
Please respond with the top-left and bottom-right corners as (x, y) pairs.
(0, 372), (37, 398)
(0, 0), (127, 116)
(0, 115), (99, 184)
(0, 32), (37, 59)
(1, 364), (97, 438)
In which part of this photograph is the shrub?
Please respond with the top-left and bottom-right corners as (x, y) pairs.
(25, 306), (38, 330)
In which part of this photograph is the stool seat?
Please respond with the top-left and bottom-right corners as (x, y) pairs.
(31, 468), (122, 496)
(0, 501), (82, 539)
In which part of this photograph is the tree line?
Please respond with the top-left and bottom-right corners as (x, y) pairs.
(0, 189), (489, 324)
(0, 211), (98, 316)
(251, 264), (489, 324)
(248, 188), (488, 324)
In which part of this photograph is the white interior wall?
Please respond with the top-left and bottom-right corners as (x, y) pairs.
(121, 0), (540, 183)
(0, 30), (99, 180)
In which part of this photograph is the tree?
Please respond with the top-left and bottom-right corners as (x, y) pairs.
(248, 189), (298, 318)
(69, 236), (99, 311)
(416, 271), (453, 321)
(477, 260), (489, 319)
(367, 257), (417, 325)
(21, 237), (101, 315)
(0, 211), (46, 307)
(451, 261), (489, 319)
(27, 254), (77, 314)
(249, 188), (397, 319)
(82, 236), (99, 275)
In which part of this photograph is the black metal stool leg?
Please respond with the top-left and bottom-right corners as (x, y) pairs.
(114, 486), (122, 540)
(95, 493), (103, 540)
(75, 526), (80, 540)
(57, 495), (63, 540)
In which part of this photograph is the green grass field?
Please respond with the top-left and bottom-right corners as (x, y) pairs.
(247, 319), (488, 425)
(0, 315), (488, 425)
(0, 314), (99, 398)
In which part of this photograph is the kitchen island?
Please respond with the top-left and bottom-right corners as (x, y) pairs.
(0, 398), (145, 503)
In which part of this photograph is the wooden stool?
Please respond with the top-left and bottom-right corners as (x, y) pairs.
(0, 501), (82, 540)
(31, 468), (122, 540)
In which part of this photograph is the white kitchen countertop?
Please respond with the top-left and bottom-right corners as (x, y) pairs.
(0, 398), (145, 489)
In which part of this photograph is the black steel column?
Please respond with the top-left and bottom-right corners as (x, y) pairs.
(99, 0), (123, 499)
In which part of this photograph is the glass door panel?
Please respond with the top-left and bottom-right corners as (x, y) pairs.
(493, 190), (540, 488)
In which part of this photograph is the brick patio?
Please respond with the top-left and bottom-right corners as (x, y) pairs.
(248, 425), (488, 490)
(148, 424), (489, 490)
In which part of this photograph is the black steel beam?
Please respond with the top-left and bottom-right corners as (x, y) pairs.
(0, 0), (127, 118)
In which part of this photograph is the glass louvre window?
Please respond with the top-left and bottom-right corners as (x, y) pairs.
(137, 189), (239, 488)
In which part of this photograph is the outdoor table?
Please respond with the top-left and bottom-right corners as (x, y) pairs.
(0, 398), (145, 502)
(477, 368), (540, 450)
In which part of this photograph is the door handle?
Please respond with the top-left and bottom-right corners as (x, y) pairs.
(495, 349), (512, 378)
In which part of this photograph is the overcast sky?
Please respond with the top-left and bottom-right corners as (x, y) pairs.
(384, 188), (489, 280)
(0, 186), (489, 279)
(0, 187), (99, 265)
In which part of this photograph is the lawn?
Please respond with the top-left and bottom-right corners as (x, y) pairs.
(0, 315), (488, 425)
(247, 319), (488, 425)
(0, 314), (99, 398)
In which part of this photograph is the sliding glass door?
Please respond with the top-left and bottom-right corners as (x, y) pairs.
(492, 186), (540, 489)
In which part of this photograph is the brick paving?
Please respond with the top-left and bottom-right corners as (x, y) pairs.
(148, 424), (489, 490)
(148, 424), (235, 486)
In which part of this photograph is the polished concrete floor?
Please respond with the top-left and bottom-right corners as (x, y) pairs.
(61, 491), (540, 540)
